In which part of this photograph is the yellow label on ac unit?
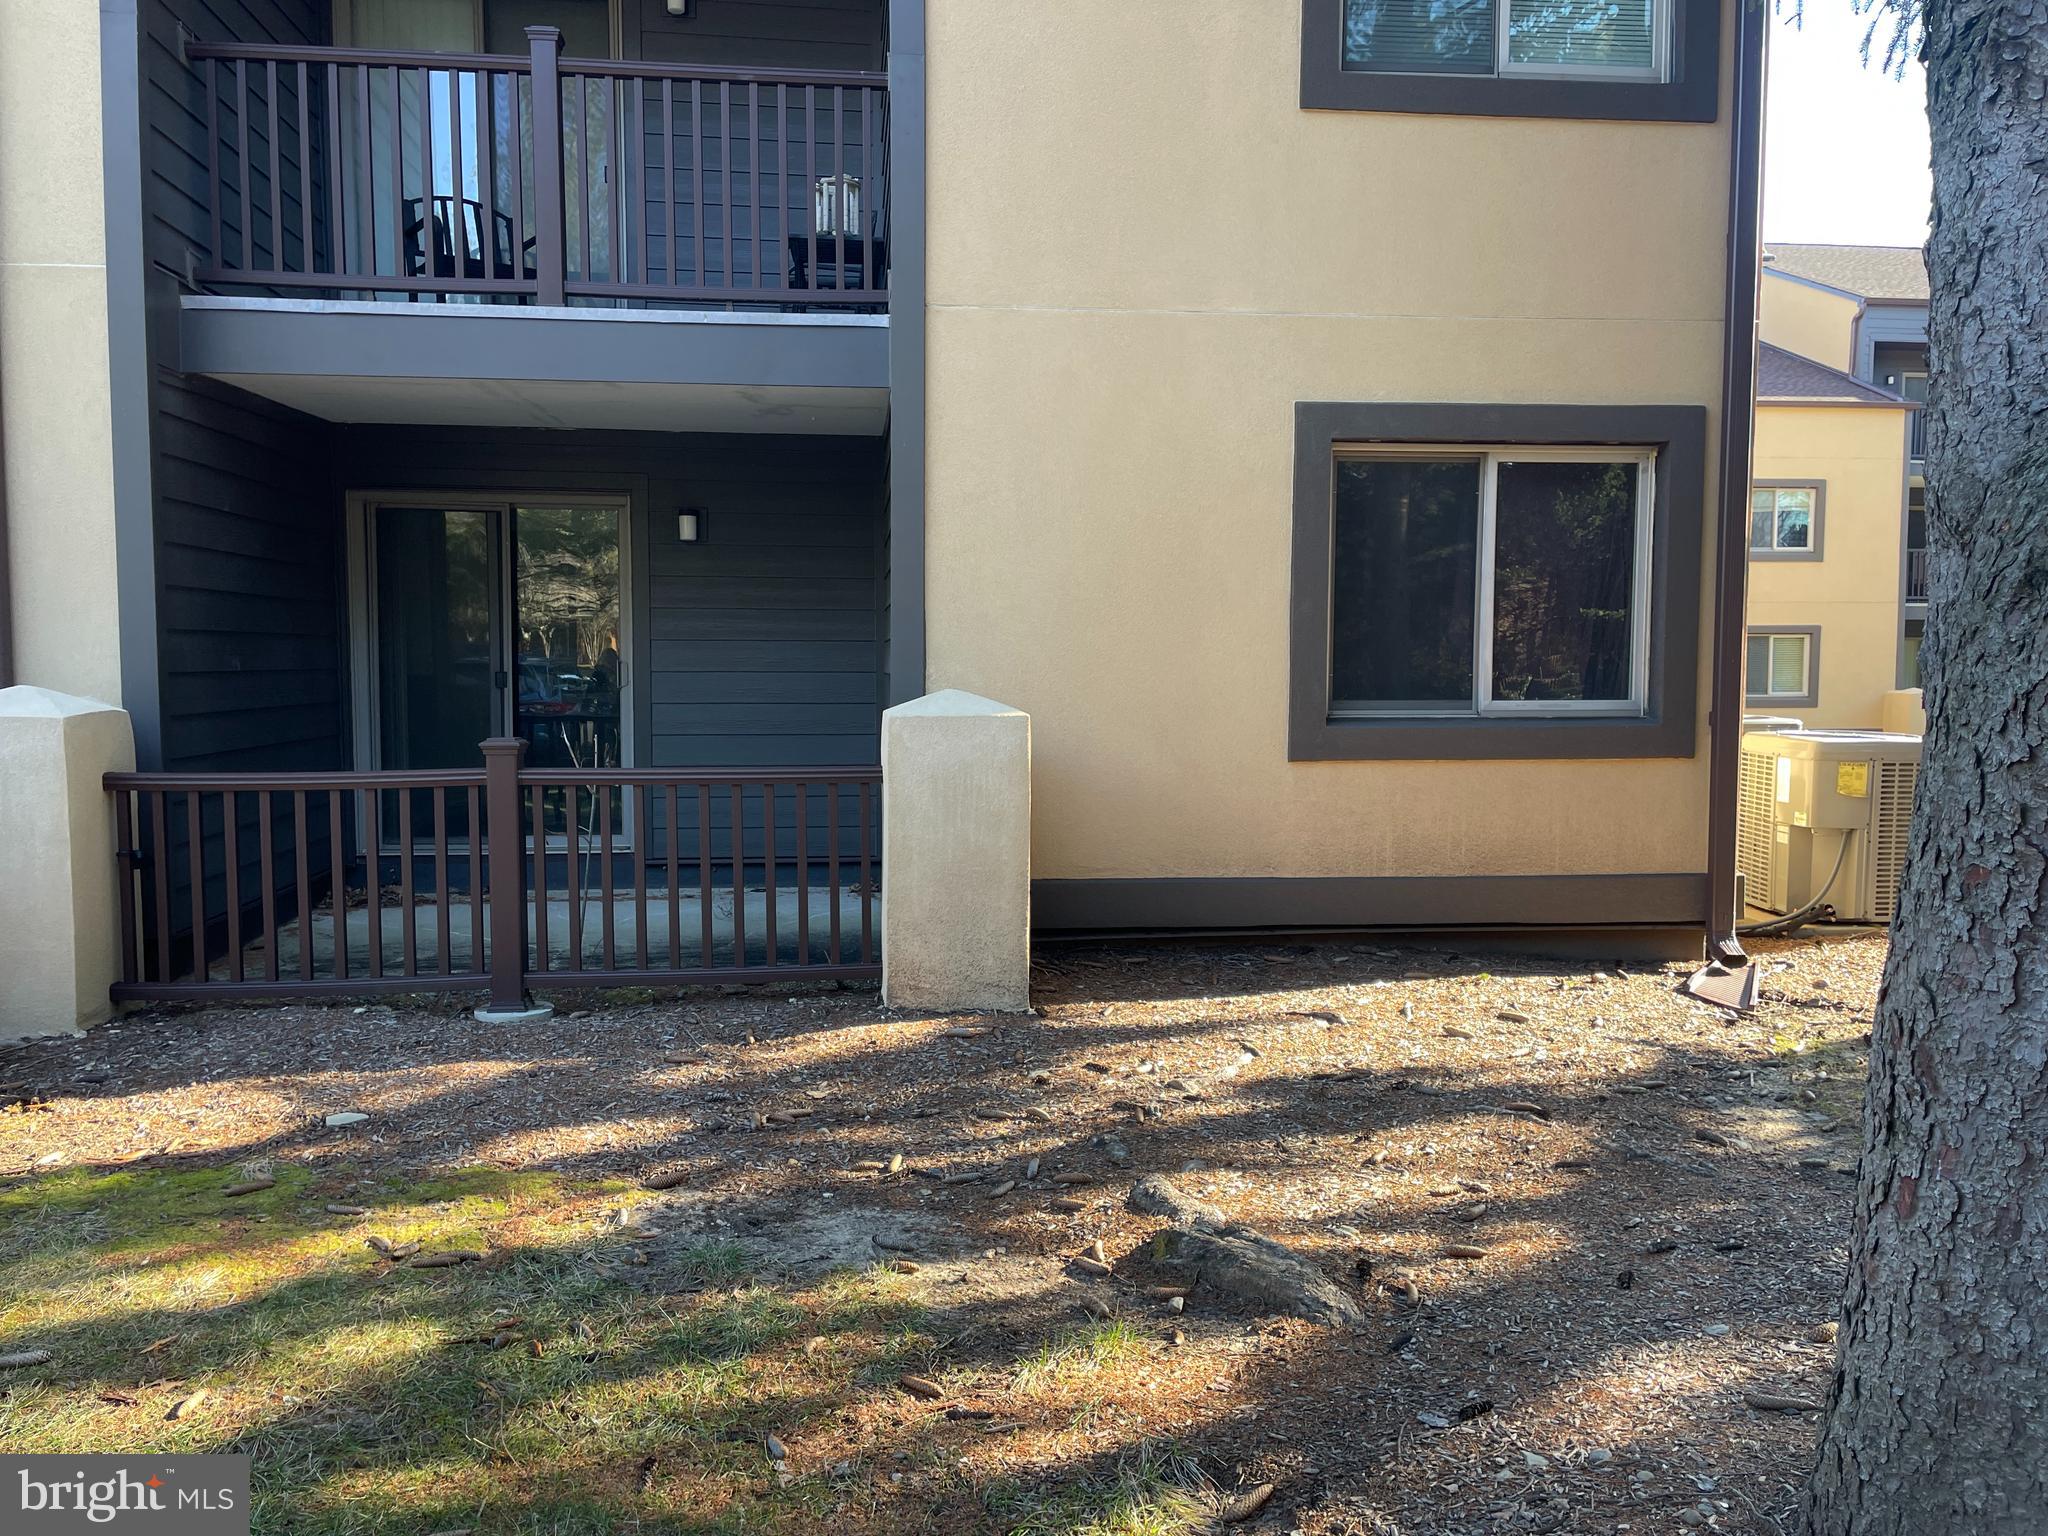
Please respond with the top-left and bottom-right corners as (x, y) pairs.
(1836, 761), (1871, 799)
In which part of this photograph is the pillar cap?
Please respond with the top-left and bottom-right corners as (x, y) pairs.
(883, 689), (1026, 721)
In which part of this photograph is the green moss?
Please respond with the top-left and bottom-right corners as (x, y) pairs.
(0, 1163), (319, 1253)
(402, 1166), (565, 1209)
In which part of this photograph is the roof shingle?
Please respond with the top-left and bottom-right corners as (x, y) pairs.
(1763, 243), (1929, 303)
(1757, 343), (1911, 405)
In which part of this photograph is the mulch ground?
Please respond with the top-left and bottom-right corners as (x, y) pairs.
(0, 931), (1883, 1535)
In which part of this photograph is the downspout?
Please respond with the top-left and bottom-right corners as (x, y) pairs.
(0, 348), (12, 688)
(1704, 0), (1769, 967)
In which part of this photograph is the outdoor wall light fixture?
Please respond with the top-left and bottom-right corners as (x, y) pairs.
(677, 510), (705, 542)
(665, 0), (692, 16)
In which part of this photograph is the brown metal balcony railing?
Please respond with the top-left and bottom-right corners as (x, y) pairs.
(1907, 547), (1928, 602)
(187, 29), (888, 308)
(104, 742), (881, 1005)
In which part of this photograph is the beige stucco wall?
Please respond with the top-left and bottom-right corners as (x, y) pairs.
(0, 0), (122, 703)
(1758, 271), (1860, 372)
(923, 0), (1736, 883)
(1748, 403), (1910, 730)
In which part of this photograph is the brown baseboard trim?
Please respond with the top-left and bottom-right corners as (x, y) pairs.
(1032, 873), (1710, 934)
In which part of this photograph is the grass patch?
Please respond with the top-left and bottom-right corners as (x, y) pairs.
(0, 1162), (859, 1533)
(989, 1440), (1211, 1536)
(675, 1238), (754, 1286)
(1013, 1318), (1147, 1392)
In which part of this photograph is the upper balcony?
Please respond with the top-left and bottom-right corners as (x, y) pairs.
(187, 28), (888, 311)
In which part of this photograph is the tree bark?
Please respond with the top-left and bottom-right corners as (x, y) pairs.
(1802, 2), (2048, 1531)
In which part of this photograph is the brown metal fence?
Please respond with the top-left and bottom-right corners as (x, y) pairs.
(186, 31), (888, 309)
(104, 739), (880, 1006)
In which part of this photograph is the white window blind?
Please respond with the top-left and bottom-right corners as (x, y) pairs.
(1343, 0), (1500, 75)
(1506, 0), (1659, 73)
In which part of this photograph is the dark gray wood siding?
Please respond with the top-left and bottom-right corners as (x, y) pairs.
(143, 0), (328, 279)
(333, 425), (886, 768)
(634, 0), (884, 71)
(154, 379), (345, 769)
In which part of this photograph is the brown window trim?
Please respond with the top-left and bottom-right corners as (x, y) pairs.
(1748, 479), (1827, 562)
(1289, 402), (1706, 761)
(1299, 0), (1723, 123)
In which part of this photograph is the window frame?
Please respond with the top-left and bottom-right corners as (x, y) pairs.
(1744, 626), (1820, 709)
(1327, 444), (1657, 720)
(1299, 0), (1722, 122)
(1748, 480), (1826, 561)
(1291, 402), (1705, 761)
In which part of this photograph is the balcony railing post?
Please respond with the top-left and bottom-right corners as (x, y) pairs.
(526, 26), (567, 306)
(481, 736), (532, 1013)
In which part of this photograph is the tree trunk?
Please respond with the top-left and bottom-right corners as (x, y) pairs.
(1801, 3), (2048, 1531)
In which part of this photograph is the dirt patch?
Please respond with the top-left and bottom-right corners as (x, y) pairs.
(0, 931), (1883, 1534)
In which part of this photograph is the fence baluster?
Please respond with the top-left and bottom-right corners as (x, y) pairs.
(763, 782), (777, 967)
(469, 784), (484, 974)
(190, 790), (211, 983)
(330, 789), (349, 981)
(294, 790), (313, 981)
(434, 787), (451, 975)
(599, 784), (615, 969)
(114, 790), (138, 986)
(662, 80), (676, 288)
(730, 782), (746, 967)
(399, 787), (416, 976)
(858, 780), (874, 965)
(296, 62), (313, 274)
(795, 783), (809, 967)
(326, 62), (343, 276)
(634, 787), (649, 971)
(362, 788), (383, 978)
(565, 784), (583, 971)
(151, 792), (171, 984)
(698, 784), (714, 967)
(531, 784), (551, 976)
(258, 790), (278, 983)
(827, 783), (841, 963)
(666, 784), (682, 967)
(207, 61), (224, 272)
(222, 790), (242, 981)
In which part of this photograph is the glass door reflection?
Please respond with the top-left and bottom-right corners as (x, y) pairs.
(373, 505), (502, 843)
(514, 505), (624, 841)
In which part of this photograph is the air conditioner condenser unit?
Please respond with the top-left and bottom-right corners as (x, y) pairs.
(1736, 728), (1922, 924)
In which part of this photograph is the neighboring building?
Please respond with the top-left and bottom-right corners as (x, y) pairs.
(1745, 343), (1914, 728)
(1756, 243), (1930, 712)
(0, 0), (1774, 1018)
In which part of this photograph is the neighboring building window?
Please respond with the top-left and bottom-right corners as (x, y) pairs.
(1746, 628), (1818, 707)
(1299, 0), (1720, 122)
(1750, 485), (1816, 552)
(1903, 618), (1924, 690)
(1342, 0), (1666, 82)
(1290, 402), (1706, 761)
(1330, 448), (1653, 717)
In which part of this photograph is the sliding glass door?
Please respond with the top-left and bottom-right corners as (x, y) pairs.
(353, 497), (629, 843)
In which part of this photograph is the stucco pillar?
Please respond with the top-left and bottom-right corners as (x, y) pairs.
(0, 688), (134, 1040)
(880, 689), (1031, 1013)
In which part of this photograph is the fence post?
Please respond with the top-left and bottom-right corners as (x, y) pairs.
(479, 736), (545, 1019)
(526, 27), (567, 306)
